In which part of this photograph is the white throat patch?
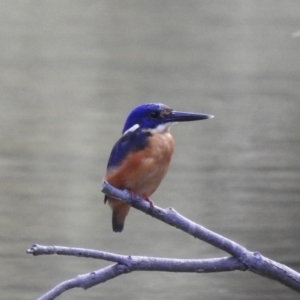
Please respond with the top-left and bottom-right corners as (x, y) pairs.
(149, 122), (174, 134)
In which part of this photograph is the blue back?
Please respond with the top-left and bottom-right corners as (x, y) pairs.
(107, 129), (151, 170)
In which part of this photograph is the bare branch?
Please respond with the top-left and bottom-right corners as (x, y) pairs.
(101, 181), (300, 293)
(27, 244), (245, 273)
(26, 182), (300, 299)
(27, 244), (129, 264)
(27, 244), (246, 300)
(101, 181), (247, 257)
(35, 264), (127, 300)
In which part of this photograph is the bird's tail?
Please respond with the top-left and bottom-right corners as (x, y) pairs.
(109, 199), (130, 232)
(112, 211), (125, 232)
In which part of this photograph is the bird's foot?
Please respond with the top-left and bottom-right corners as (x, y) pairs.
(144, 197), (155, 213)
(144, 197), (154, 207)
(128, 190), (139, 202)
(128, 191), (154, 211)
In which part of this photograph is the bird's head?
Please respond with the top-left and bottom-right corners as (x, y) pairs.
(122, 103), (214, 135)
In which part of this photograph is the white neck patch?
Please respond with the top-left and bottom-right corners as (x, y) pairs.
(123, 124), (140, 135)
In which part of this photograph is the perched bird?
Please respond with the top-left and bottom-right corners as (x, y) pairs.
(104, 103), (213, 232)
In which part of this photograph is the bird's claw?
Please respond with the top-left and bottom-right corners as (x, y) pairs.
(128, 190), (154, 212)
(144, 198), (155, 213)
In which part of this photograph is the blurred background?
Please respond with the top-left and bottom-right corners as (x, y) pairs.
(1, 1), (300, 299)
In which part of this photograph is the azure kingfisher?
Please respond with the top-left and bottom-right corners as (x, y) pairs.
(104, 103), (213, 232)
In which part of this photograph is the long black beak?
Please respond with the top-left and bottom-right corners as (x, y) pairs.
(163, 110), (214, 123)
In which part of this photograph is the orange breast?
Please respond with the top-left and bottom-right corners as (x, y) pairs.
(105, 132), (174, 198)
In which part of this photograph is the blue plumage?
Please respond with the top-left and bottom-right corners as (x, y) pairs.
(122, 103), (169, 133)
(107, 103), (169, 171)
(107, 129), (151, 171)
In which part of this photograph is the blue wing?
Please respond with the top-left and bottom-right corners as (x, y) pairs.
(104, 129), (151, 204)
(106, 129), (151, 171)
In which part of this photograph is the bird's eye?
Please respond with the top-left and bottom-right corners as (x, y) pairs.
(149, 111), (160, 119)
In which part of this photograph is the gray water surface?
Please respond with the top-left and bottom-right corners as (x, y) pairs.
(1, 1), (300, 299)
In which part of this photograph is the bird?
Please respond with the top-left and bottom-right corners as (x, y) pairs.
(104, 103), (213, 232)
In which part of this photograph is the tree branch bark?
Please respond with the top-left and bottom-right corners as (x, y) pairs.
(26, 244), (245, 300)
(101, 181), (300, 291)
(27, 244), (245, 273)
(26, 181), (300, 299)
